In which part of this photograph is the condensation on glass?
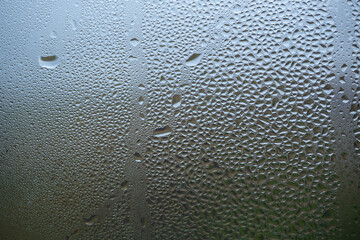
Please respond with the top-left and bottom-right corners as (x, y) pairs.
(0, 0), (359, 239)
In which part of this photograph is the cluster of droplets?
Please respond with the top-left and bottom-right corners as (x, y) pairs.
(140, 0), (344, 239)
(349, 0), (360, 167)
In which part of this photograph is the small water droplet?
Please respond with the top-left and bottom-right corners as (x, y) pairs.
(134, 152), (142, 162)
(138, 84), (145, 90)
(50, 31), (58, 39)
(71, 20), (78, 30)
(341, 64), (347, 72)
(140, 217), (146, 227)
(84, 215), (98, 226)
(172, 94), (181, 108)
(138, 96), (144, 105)
(323, 84), (334, 95)
(120, 180), (129, 191)
(282, 37), (291, 48)
(233, 5), (243, 14)
(130, 38), (139, 46)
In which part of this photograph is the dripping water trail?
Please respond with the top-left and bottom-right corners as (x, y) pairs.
(124, 0), (151, 239)
(328, 0), (360, 238)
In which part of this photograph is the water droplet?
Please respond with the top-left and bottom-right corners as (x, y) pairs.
(129, 55), (137, 61)
(120, 180), (128, 191)
(138, 96), (144, 105)
(38, 55), (60, 69)
(233, 5), (243, 14)
(84, 215), (98, 226)
(282, 37), (291, 48)
(140, 217), (146, 227)
(172, 94), (181, 108)
(138, 84), (145, 90)
(153, 125), (172, 137)
(134, 152), (142, 162)
(130, 38), (139, 46)
(341, 64), (347, 72)
(71, 20), (78, 30)
(324, 84), (334, 95)
(50, 31), (58, 39)
(185, 53), (202, 66)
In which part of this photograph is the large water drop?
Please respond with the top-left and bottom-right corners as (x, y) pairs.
(38, 55), (60, 69)
(153, 125), (172, 138)
(185, 53), (202, 66)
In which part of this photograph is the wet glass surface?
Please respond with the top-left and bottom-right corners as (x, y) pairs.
(0, 0), (359, 239)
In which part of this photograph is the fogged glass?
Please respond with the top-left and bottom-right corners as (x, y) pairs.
(0, 0), (359, 239)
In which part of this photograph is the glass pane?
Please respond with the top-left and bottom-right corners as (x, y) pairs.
(1, 0), (359, 239)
